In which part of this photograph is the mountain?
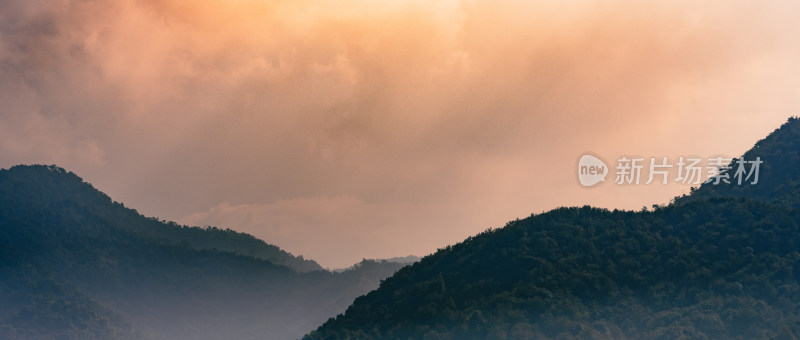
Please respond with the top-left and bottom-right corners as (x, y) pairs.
(334, 256), (420, 273)
(0, 165), (407, 340)
(383, 255), (422, 264)
(305, 117), (800, 340)
(145, 225), (324, 273)
(675, 116), (800, 208)
(0, 164), (322, 273)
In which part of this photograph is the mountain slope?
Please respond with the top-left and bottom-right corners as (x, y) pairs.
(307, 201), (800, 339)
(0, 165), (407, 340)
(334, 256), (420, 273)
(675, 116), (800, 208)
(306, 118), (800, 340)
(0, 164), (322, 273)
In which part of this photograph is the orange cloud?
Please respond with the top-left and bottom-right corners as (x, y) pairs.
(1, 0), (799, 267)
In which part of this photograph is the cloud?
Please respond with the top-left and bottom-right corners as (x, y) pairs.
(2, 0), (800, 267)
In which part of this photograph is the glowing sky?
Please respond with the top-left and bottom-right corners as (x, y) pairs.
(2, 0), (799, 268)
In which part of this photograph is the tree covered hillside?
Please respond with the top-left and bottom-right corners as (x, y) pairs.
(0, 165), (407, 340)
(306, 117), (800, 340)
(676, 116), (800, 208)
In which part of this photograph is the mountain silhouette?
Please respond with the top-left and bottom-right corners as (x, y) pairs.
(305, 117), (800, 340)
(0, 165), (407, 340)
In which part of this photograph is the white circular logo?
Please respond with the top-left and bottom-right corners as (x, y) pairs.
(578, 154), (608, 187)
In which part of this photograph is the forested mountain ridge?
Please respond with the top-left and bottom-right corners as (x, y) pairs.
(0, 164), (407, 340)
(0, 164), (322, 273)
(675, 116), (800, 208)
(305, 117), (800, 340)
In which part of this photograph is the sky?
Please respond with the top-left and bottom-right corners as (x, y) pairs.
(1, 0), (799, 268)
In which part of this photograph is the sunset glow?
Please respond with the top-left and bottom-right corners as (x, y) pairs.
(2, 0), (799, 267)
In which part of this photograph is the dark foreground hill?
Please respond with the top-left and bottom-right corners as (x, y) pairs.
(0, 165), (407, 340)
(306, 117), (800, 340)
